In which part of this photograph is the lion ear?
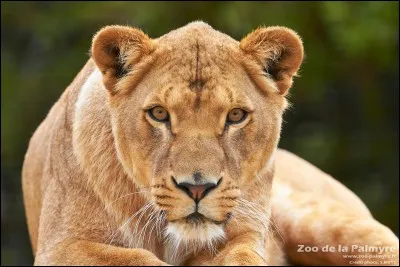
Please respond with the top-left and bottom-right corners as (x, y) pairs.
(91, 25), (154, 94)
(240, 26), (304, 95)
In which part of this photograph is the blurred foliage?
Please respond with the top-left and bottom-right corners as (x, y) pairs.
(1, 1), (399, 266)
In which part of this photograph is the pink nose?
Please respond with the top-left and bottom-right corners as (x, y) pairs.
(175, 181), (219, 203)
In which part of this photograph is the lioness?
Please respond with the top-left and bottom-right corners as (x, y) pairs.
(22, 21), (398, 266)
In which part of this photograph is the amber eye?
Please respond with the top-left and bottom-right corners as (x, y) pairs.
(226, 108), (248, 124)
(148, 106), (169, 122)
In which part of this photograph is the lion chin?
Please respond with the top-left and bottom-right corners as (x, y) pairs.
(165, 214), (226, 248)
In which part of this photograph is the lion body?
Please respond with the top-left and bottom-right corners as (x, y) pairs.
(23, 22), (398, 266)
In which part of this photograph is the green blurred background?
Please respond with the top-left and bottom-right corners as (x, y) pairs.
(1, 1), (398, 265)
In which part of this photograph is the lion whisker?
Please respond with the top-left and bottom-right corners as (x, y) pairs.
(131, 202), (154, 248)
(137, 208), (158, 248)
(110, 189), (151, 205)
(147, 210), (162, 247)
(105, 202), (152, 249)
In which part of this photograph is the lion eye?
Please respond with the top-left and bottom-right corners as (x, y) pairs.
(148, 106), (169, 122)
(226, 108), (248, 124)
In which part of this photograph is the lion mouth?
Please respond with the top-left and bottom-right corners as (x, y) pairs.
(186, 212), (206, 225)
(184, 212), (229, 226)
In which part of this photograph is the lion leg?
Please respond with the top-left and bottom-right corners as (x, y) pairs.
(183, 232), (268, 266)
(31, 180), (169, 266)
(210, 233), (268, 266)
(34, 239), (170, 266)
(271, 190), (399, 266)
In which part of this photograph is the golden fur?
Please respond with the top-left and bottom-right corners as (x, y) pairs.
(22, 21), (399, 266)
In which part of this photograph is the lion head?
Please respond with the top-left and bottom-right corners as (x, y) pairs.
(88, 21), (303, 247)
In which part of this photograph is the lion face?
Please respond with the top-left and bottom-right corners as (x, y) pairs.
(91, 22), (303, 246)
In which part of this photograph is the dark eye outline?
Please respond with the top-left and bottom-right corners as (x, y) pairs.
(225, 108), (248, 125)
(147, 106), (170, 123)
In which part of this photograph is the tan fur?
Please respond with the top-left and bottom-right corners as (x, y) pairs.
(23, 21), (398, 266)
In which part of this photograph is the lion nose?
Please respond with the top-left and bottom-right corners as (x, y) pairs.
(173, 178), (221, 203)
(177, 183), (217, 203)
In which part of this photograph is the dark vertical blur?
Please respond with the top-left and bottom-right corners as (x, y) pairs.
(1, 2), (398, 265)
